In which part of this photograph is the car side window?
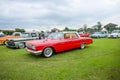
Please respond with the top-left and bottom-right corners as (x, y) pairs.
(31, 33), (37, 37)
(64, 33), (78, 39)
(64, 33), (71, 39)
(71, 33), (78, 39)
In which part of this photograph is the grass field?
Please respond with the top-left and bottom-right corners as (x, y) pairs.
(0, 38), (120, 80)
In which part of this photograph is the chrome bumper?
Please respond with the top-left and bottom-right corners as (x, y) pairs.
(26, 48), (42, 55)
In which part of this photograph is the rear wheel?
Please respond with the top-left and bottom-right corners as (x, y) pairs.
(42, 47), (53, 58)
(18, 43), (25, 48)
(80, 43), (85, 49)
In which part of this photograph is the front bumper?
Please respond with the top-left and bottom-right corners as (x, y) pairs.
(26, 47), (42, 55)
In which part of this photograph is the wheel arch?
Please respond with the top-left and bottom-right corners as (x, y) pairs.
(43, 46), (56, 53)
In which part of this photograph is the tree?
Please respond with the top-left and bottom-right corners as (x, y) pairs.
(83, 24), (87, 32)
(63, 27), (69, 31)
(97, 22), (102, 31)
(92, 22), (102, 31)
(15, 28), (25, 33)
(51, 28), (59, 32)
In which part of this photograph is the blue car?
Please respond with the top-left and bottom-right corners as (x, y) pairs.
(90, 32), (108, 38)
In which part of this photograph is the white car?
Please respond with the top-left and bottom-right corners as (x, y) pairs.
(108, 30), (120, 38)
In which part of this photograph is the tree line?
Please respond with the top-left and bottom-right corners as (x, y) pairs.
(1, 22), (120, 35)
(63, 22), (120, 33)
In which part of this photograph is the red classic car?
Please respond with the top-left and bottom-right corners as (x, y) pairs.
(79, 32), (90, 37)
(26, 32), (93, 58)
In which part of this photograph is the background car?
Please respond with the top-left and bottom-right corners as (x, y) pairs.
(79, 32), (90, 37)
(5, 32), (40, 48)
(0, 32), (5, 38)
(90, 32), (108, 38)
(26, 32), (93, 58)
(108, 30), (120, 38)
(0, 32), (21, 44)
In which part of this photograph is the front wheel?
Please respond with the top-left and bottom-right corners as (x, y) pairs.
(42, 47), (54, 58)
(80, 43), (85, 49)
(18, 43), (25, 49)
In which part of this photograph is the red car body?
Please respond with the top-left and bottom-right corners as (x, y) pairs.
(26, 32), (93, 57)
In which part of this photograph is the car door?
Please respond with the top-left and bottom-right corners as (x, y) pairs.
(55, 33), (73, 51)
(54, 39), (71, 52)
(63, 33), (80, 50)
(70, 33), (81, 49)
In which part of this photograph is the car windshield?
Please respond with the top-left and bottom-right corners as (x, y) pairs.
(21, 33), (30, 38)
(47, 32), (63, 39)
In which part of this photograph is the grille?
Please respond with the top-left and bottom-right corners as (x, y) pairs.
(7, 40), (15, 46)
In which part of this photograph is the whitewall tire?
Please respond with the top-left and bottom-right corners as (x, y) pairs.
(42, 47), (53, 58)
(18, 43), (25, 48)
(80, 43), (85, 49)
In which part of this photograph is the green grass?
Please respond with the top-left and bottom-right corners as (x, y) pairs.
(0, 38), (120, 80)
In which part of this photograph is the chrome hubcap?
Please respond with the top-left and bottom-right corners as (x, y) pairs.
(44, 48), (53, 57)
(19, 43), (25, 48)
(81, 44), (85, 49)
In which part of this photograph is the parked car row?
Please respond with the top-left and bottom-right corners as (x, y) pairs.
(79, 30), (120, 38)
(0, 32), (93, 58)
(1, 30), (119, 58)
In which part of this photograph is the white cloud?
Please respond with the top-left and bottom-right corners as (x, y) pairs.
(102, 14), (120, 25)
(0, 0), (120, 31)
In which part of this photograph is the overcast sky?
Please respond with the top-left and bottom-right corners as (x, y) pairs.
(0, 0), (120, 31)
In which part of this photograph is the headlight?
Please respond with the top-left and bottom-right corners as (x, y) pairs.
(26, 43), (36, 50)
(31, 46), (36, 50)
